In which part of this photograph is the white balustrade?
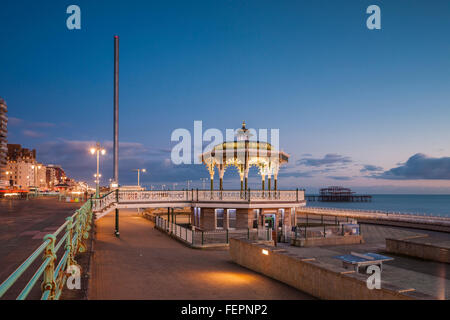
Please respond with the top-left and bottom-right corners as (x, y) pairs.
(92, 189), (305, 212)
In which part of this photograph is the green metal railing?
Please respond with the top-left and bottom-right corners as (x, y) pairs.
(0, 199), (94, 300)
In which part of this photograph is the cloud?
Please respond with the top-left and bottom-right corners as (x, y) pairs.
(22, 129), (46, 138)
(8, 117), (24, 126)
(328, 176), (352, 181)
(278, 168), (335, 178)
(372, 153), (450, 180)
(360, 164), (384, 173)
(297, 153), (352, 167)
(32, 121), (56, 128)
(34, 139), (196, 186)
(278, 171), (316, 178)
(9, 117), (56, 128)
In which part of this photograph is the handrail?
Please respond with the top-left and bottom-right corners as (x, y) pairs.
(298, 206), (450, 222)
(0, 199), (94, 300)
(96, 190), (115, 200)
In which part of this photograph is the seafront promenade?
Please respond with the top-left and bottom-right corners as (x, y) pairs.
(89, 209), (313, 300)
(1, 195), (449, 300)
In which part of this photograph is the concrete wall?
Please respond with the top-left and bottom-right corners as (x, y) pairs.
(291, 235), (363, 247)
(386, 238), (450, 264)
(229, 238), (432, 300)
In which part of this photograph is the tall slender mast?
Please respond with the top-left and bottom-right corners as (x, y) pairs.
(113, 35), (119, 185)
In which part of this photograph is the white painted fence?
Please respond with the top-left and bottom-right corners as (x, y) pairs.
(154, 216), (272, 247)
(297, 207), (450, 226)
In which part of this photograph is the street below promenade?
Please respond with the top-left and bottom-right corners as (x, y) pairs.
(89, 209), (314, 300)
(0, 198), (82, 299)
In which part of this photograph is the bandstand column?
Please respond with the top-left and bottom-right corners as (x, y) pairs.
(273, 166), (279, 191)
(244, 168), (249, 190)
(208, 163), (215, 191)
(274, 173), (278, 191)
(268, 175), (271, 191)
(219, 165), (224, 191)
(261, 174), (265, 190)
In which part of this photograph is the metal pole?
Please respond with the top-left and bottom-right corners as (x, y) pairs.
(137, 169), (140, 186)
(113, 35), (119, 186)
(114, 189), (119, 237)
(96, 148), (100, 198)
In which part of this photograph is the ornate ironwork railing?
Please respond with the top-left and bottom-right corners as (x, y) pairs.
(0, 200), (94, 300)
(118, 190), (190, 203)
(92, 189), (305, 212)
(92, 190), (116, 211)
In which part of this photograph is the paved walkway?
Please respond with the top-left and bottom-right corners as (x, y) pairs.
(89, 209), (313, 300)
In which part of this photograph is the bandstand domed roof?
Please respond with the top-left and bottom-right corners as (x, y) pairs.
(212, 140), (273, 151)
(201, 121), (289, 164)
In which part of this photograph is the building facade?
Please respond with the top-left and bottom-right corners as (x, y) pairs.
(6, 160), (35, 188)
(46, 164), (67, 189)
(0, 98), (8, 188)
(5, 144), (47, 189)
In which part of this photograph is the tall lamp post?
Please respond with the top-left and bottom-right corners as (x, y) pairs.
(133, 168), (146, 186)
(93, 173), (102, 194)
(90, 143), (106, 198)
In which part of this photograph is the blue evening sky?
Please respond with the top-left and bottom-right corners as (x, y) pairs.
(1, 0), (449, 193)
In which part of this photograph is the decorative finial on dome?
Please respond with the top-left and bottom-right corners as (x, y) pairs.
(236, 121), (251, 141)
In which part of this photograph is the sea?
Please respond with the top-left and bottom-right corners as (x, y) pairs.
(306, 194), (450, 217)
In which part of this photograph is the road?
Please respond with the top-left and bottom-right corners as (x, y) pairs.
(0, 197), (82, 299)
(89, 209), (314, 300)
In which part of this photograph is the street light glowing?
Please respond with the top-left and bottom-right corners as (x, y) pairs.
(90, 142), (106, 198)
(262, 249), (269, 255)
(142, 169), (146, 173)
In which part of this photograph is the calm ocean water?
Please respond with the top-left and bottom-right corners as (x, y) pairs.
(306, 194), (450, 217)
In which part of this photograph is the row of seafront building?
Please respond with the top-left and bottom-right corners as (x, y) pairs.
(5, 144), (70, 190)
(0, 97), (82, 192)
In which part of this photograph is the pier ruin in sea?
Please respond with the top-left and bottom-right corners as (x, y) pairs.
(306, 186), (372, 202)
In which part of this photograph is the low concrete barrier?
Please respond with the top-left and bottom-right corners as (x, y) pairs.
(229, 238), (434, 300)
(386, 238), (450, 264)
(291, 235), (363, 247)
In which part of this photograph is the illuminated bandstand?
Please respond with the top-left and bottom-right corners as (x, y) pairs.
(200, 121), (289, 191)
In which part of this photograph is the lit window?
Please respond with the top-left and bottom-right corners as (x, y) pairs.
(228, 209), (236, 229)
(253, 209), (260, 229)
(215, 209), (224, 229)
